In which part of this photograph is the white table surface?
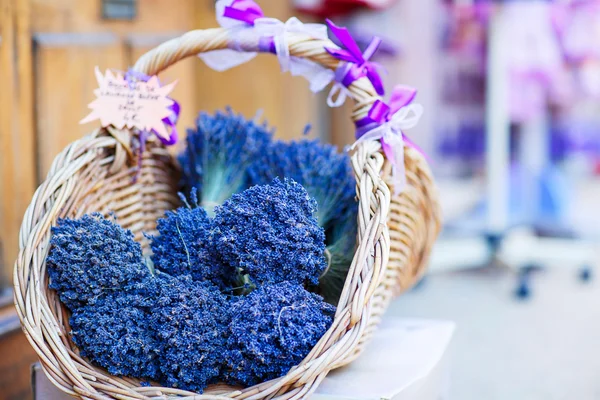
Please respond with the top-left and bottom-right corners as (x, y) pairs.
(312, 319), (455, 400)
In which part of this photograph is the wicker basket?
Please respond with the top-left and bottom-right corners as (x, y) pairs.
(14, 27), (441, 399)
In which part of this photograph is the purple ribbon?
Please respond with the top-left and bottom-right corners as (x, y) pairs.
(124, 69), (180, 147)
(355, 85), (417, 137)
(354, 85), (427, 162)
(325, 19), (385, 96)
(223, 0), (264, 26)
(221, 0), (278, 53)
(258, 36), (277, 54)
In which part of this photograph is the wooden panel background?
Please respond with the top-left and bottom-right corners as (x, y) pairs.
(35, 37), (127, 174)
(0, 0), (37, 298)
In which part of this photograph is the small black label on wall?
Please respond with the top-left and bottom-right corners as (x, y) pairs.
(102, 0), (137, 20)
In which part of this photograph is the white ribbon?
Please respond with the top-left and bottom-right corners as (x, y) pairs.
(326, 82), (353, 107)
(351, 103), (424, 194)
(199, 0), (257, 71)
(199, 0), (333, 93)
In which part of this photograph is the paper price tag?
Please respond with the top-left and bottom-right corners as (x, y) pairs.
(80, 67), (177, 141)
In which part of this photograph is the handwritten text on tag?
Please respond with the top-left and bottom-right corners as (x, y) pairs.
(80, 67), (177, 141)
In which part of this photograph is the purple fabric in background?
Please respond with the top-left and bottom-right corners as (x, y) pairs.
(550, 122), (600, 160)
(437, 122), (487, 162)
(437, 119), (600, 165)
(437, 123), (528, 163)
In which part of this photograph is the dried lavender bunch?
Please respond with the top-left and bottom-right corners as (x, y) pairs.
(49, 214), (231, 392)
(70, 271), (231, 393)
(178, 108), (273, 215)
(47, 213), (149, 310)
(319, 205), (358, 305)
(150, 190), (234, 288)
(223, 282), (335, 387)
(70, 287), (161, 381)
(212, 178), (327, 287)
(150, 274), (231, 392)
(248, 139), (355, 230)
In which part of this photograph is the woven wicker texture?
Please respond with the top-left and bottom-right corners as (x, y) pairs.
(14, 27), (441, 399)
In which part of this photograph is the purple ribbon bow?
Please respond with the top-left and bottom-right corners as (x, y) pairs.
(352, 85), (425, 193)
(221, 0), (278, 53)
(355, 85), (417, 136)
(223, 0), (264, 26)
(325, 19), (385, 96)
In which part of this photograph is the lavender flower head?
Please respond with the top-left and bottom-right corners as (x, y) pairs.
(179, 108), (273, 214)
(47, 213), (149, 310)
(212, 178), (327, 286)
(150, 190), (234, 288)
(150, 275), (230, 392)
(70, 290), (161, 381)
(248, 139), (356, 230)
(224, 282), (335, 387)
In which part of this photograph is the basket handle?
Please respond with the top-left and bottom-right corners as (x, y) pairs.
(132, 27), (381, 124)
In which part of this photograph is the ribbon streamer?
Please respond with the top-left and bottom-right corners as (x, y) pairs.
(352, 85), (423, 194)
(199, 0), (334, 93)
(222, 0), (263, 25)
(326, 76), (354, 108)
